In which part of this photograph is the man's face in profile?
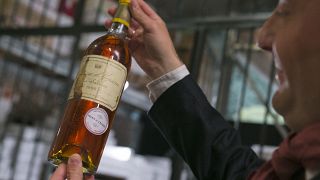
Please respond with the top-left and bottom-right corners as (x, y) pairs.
(257, 0), (320, 131)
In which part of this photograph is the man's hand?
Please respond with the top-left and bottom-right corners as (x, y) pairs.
(106, 0), (183, 80)
(50, 154), (94, 180)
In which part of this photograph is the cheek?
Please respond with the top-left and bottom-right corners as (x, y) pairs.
(297, 18), (320, 93)
(296, 10), (320, 56)
(275, 21), (308, 85)
(275, 36), (298, 82)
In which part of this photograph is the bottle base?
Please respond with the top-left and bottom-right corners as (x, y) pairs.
(48, 144), (97, 174)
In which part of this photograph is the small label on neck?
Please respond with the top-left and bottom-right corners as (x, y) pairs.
(113, 4), (130, 28)
(112, 18), (129, 28)
(119, 0), (130, 4)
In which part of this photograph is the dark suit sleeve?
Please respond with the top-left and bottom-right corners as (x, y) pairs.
(148, 75), (264, 180)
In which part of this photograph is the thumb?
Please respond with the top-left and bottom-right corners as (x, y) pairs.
(49, 163), (67, 180)
(67, 154), (83, 180)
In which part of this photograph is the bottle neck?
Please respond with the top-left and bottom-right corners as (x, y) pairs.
(108, 22), (128, 38)
(108, 2), (130, 38)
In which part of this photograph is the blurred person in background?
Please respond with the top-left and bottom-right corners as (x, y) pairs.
(52, 0), (320, 179)
(0, 85), (13, 126)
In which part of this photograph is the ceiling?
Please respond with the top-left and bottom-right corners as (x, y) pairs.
(146, 0), (278, 21)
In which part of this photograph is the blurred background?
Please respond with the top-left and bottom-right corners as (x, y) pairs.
(0, 0), (287, 179)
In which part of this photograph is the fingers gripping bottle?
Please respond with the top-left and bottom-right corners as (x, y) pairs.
(48, 0), (131, 174)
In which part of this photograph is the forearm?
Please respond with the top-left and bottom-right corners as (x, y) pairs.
(148, 75), (263, 180)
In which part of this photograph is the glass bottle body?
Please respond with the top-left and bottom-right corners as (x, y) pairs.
(48, 25), (131, 174)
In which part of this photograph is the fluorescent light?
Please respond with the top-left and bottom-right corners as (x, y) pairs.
(124, 81), (129, 91)
(104, 146), (132, 162)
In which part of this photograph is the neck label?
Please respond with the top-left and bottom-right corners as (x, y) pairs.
(84, 108), (109, 135)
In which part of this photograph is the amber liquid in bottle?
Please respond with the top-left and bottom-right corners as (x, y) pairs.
(48, 1), (131, 174)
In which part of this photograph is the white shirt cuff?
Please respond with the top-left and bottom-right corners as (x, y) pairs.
(146, 65), (190, 103)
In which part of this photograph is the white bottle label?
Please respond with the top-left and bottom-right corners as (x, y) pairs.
(84, 108), (109, 135)
(69, 55), (127, 111)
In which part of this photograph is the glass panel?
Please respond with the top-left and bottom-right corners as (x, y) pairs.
(171, 29), (195, 66)
(229, 29), (284, 125)
(197, 29), (226, 106)
(197, 28), (284, 125)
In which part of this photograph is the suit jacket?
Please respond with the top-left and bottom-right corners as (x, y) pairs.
(148, 75), (264, 180)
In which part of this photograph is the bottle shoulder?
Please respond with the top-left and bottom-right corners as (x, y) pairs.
(89, 33), (128, 48)
(84, 33), (131, 68)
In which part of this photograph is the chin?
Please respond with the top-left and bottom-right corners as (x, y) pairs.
(272, 90), (290, 114)
(272, 91), (304, 132)
(272, 89), (295, 121)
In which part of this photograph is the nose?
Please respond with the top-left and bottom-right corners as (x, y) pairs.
(257, 17), (275, 52)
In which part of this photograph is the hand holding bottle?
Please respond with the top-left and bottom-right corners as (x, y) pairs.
(107, 0), (183, 79)
(50, 154), (94, 180)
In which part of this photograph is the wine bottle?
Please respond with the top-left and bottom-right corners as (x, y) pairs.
(48, 0), (131, 174)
